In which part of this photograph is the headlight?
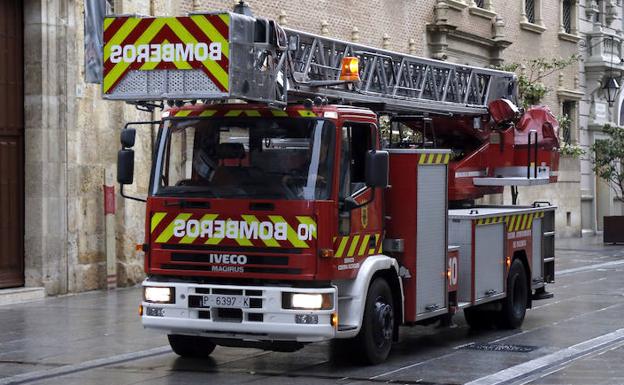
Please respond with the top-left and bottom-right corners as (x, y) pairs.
(143, 286), (175, 304)
(282, 292), (333, 310)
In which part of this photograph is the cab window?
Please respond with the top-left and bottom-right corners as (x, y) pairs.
(339, 122), (375, 199)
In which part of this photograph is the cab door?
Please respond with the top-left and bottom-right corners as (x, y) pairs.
(334, 122), (383, 275)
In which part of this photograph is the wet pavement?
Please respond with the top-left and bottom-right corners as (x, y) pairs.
(1, 235), (623, 385)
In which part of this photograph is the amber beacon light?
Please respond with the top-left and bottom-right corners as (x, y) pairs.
(340, 57), (360, 81)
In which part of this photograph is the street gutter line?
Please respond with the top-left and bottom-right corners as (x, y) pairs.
(0, 346), (171, 385)
(489, 302), (622, 343)
(368, 350), (461, 379)
(464, 328), (624, 385)
(557, 260), (624, 276)
(371, 302), (623, 381)
(526, 340), (624, 385)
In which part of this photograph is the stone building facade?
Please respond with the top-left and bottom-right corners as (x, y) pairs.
(1, 0), (588, 295)
(578, 0), (624, 234)
(21, 0), (153, 294)
(420, 0), (583, 238)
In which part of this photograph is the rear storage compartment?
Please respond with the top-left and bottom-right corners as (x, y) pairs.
(448, 205), (556, 305)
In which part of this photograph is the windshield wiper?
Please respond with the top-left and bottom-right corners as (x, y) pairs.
(158, 188), (217, 198)
(164, 199), (211, 208)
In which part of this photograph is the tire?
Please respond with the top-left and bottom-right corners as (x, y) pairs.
(168, 334), (216, 358)
(463, 306), (496, 330)
(498, 259), (528, 329)
(354, 278), (395, 365)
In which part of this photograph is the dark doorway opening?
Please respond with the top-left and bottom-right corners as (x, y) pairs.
(0, 0), (24, 288)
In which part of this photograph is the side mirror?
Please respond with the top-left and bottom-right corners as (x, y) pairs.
(365, 150), (389, 188)
(117, 149), (135, 185)
(120, 128), (136, 148)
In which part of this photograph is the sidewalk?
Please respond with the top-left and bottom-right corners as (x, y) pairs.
(0, 286), (162, 379)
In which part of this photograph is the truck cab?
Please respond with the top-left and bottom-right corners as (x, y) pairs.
(131, 102), (396, 357)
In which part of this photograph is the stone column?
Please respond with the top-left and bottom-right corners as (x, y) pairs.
(23, 0), (72, 294)
(520, 0), (529, 23)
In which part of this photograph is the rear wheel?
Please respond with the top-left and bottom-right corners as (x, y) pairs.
(354, 278), (395, 364)
(168, 334), (216, 358)
(498, 259), (528, 329)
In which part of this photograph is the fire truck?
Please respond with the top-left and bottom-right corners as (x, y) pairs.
(104, 5), (558, 364)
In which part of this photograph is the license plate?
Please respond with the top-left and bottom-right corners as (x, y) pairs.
(202, 295), (249, 308)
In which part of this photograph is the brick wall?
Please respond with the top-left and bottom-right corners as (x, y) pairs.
(188, 0), (435, 54)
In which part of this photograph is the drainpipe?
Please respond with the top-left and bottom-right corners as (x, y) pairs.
(104, 168), (117, 289)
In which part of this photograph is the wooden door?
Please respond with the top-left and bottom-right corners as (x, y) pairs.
(0, 0), (24, 288)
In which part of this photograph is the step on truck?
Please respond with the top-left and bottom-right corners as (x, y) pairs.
(103, 5), (558, 364)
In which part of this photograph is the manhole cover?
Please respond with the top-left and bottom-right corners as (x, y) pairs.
(460, 343), (537, 353)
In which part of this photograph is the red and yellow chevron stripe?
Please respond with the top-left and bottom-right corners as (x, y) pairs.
(150, 212), (316, 249)
(419, 153), (451, 165)
(506, 212), (544, 232)
(168, 108), (319, 119)
(103, 14), (230, 94)
(475, 216), (505, 226)
(332, 233), (383, 258)
(474, 212), (546, 232)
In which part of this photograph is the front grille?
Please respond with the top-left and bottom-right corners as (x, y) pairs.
(249, 298), (262, 308)
(161, 263), (302, 275)
(216, 308), (242, 322)
(247, 313), (264, 322)
(171, 253), (289, 266)
(213, 288), (243, 295)
(187, 287), (266, 322)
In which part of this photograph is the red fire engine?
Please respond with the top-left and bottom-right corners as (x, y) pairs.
(104, 6), (558, 364)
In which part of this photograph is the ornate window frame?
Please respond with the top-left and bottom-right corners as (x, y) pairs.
(520, 0), (547, 34)
(468, 0), (497, 19)
(445, 0), (469, 11)
(559, 0), (580, 42)
(560, 100), (578, 144)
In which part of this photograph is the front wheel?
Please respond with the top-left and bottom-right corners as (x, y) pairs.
(168, 334), (216, 358)
(498, 259), (528, 329)
(355, 278), (395, 364)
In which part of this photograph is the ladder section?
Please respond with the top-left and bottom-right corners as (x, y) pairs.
(286, 29), (517, 115)
(100, 10), (517, 115)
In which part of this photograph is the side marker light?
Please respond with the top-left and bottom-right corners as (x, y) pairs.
(331, 312), (339, 328)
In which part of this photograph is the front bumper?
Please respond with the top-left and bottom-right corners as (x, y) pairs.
(141, 280), (337, 342)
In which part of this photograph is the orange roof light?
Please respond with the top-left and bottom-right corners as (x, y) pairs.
(340, 57), (360, 82)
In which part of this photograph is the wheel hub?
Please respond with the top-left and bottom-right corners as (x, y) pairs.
(373, 299), (394, 347)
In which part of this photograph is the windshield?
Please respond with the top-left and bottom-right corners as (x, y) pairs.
(154, 117), (335, 200)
